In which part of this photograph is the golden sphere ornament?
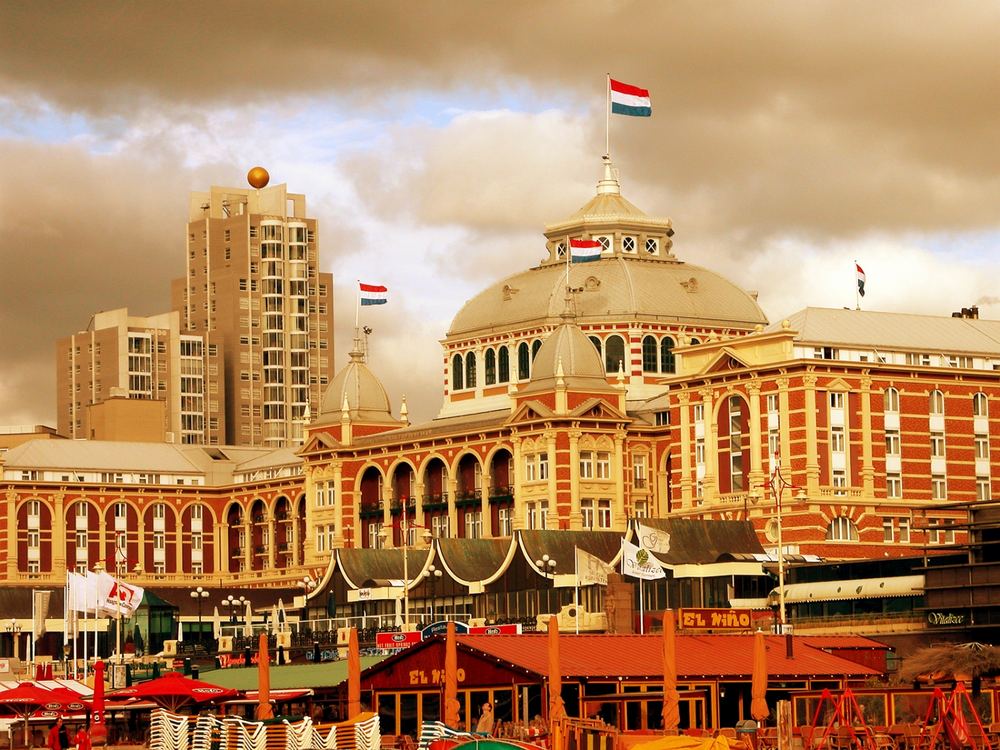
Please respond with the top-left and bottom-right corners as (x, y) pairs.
(247, 166), (270, 189)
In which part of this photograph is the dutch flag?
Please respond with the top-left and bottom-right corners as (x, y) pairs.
(359, 282), (388, 305)
(570, 238), (603, 263)
(610, 78), (652, 117)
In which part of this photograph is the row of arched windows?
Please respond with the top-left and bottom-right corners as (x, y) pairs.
(883, 387), (989, 417)
(451, 341), (544, 391)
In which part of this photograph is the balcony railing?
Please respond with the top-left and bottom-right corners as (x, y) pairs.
(359, 504), (382, 520)
(422, 493), (448, 512)
(489, 486), (514, 504)
(455, 490), (482, 508)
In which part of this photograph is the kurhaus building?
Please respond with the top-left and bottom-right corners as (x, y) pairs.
(1, 158), (993, 618)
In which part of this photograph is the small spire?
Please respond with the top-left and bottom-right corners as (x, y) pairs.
(596, 155), (621, 196)
(616, 359), (626, 387)
(400, 395), (409, 424)
(342, 394), (351, 415)
(556, 357), (565, 386)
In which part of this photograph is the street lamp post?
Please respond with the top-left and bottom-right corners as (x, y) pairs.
(190, 587), (209, 644)
(422, 564), (443, 621)
(757, 453), (805, 632)
(379, 502), (432, 628)
(223, 595), (246, 626)
(534, 554), (558, 615)
(5, 620), (22, 661)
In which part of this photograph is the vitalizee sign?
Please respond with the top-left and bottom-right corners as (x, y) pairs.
(927, 611), (965, 626)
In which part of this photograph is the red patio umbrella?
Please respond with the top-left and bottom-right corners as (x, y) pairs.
(0, 682), (89, 745)
(107, 671), (239, 712)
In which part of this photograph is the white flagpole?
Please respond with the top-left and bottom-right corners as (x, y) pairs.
(355, 279), (361, 330)
(639, 579), (645, 635)
(606, 74), (611, 158)
(574, 548), (580, 635)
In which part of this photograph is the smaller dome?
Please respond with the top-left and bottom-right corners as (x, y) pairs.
(520, 317), (613, 394)
(318, 344), (395, 423)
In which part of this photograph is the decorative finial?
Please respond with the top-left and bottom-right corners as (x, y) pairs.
(247, 166), (270, 189)
(596, 155), (621, 196)
(400, 395), (409, 424)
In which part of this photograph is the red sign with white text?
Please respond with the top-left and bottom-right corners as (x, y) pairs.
(468, 623), (522, 635)
(375, 631), (423, 649)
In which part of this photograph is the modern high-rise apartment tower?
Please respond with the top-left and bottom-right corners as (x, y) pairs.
(171, 183), (335, 447)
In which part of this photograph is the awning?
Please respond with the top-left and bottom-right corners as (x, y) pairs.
(666, 562), (766, 578)
(771, 575), (924, 604)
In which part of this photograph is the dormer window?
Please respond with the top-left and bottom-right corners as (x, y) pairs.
(595, 235), (612, 254)
(622, 236), (636, 253)
(555, 242), (566, 259)
(645, 238), (659, 255)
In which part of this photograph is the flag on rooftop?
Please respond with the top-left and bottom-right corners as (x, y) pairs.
(575, 546), (610, 586)
(856, 263), (866, 298)
(621, 539), (666, 580)
(359, 282), (388, 306)
(637, 522), (672, 555)
(570, 238), (602, 263)
(610, 78), (652, 117)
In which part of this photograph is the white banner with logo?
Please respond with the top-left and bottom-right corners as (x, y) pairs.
(621, 539), (666, 580)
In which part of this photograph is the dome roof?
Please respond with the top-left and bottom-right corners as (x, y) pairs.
(448, 255), (768, 338)
(520, 318), (612, 395)
(318, 344), (395, 423)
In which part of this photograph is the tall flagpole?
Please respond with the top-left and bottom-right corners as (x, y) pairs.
(639, 579), (645, 635)
(355, 279), (361, 331)
(606, 73), (611, 158)
(854, 260), (860, 311)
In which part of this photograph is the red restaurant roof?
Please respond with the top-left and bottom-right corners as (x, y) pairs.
(456, 633), (883, 680)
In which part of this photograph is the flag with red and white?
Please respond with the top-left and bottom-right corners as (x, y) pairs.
(856, 263), (866, 298)
(570, 238), (603, 263)
(610, 78), (652, 117)
(359, 282), (388, 306)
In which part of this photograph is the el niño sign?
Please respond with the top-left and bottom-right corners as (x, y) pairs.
(679, 608), (753, 630)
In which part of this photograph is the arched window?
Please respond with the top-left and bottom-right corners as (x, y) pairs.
(532, 340), (542, 360)
(452, 353), (464, 391)
(690, 337), (701, 346)
(660, 338), (676, 374)
(484, 349), (496, 386)
(605, 335), (625, 374)
(642, 336), (658, 372)
(974, 392), (988, 417)
(589, 336), (602, 355)
(498, 346), (510, 383)
(930, 389), (945, 415)
(825, 516), (859, 542)
(885, 387), (900, 413)
(517, 342), (531, 380)
(465, 351), (477, 389)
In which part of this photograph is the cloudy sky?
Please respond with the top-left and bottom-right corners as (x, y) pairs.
(3, 1), (1000, 428)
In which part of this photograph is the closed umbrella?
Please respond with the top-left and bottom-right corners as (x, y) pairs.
(548, 616), (566, 723)
(212, 607), (222, 640)
(348, 626), (361, 719)
(751, 630), (770, 722)
(91, 660), (107, 744)
(271, 604), (279, 634)
(444, 621), (461, 728)
(662, 609), (680, 732)
(243, 600), (253, 637)
(256, 632), (273, 720)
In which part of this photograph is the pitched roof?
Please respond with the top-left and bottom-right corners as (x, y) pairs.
(768, 307), (1000, 354)
(460, 633), (882, 679)
(637, 519), (765, 565)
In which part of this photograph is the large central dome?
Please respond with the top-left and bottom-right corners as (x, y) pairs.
(447, 157), (766, 340)
(448, 255), (767, 338)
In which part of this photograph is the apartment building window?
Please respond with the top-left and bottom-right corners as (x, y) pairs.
(527, 501), (548, 530)
(931, 475), (947, 500)
(832, 470), (847, 495)
(829, 392), (845, 409)
(368, 523), (382, 550)
(826, 516), (858, 542)
(930, 432), (946, 458)
(975, 435), (989, 460)
(432, 515), (450, 539)
(930, 390), (945, 415)
(883, 518), (894, 543)
(632, 454), (647, 489)
(886, 431), (901, 455)
(465, 511), (483, 539)
(581, 499), (595, 529)
(830, 426), (846, 453)
(498, 506), (512, 537)
(927, 519), (940, 545)
(693, 403), (704, 423)
(597, 499), (612, 529)
(974, 392), (989, 417)
(579, 451), (594, 479)
(899, 517), (911, 543)
(886, 473), (902, 499)
(695, 438), (705, 466)
(595, 452), (611, 479)
(885, 387), (900, 412)
(977, 478), (991, 502)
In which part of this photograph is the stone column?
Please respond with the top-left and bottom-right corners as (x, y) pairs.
(267, 513), (277, 571)
(803, 374), (821, 495)
(747, 380), (765, 491)
(700, 388), (717, 502)
(52, 493), (67, 577)
(6, 491), (18, 578)
(218, 522), (229, 575)
(613, 431), (627, 531)
(446, 472), (459, 540)
(511, 434), (525, 531)
(860, 374), (875, 497)
(546, 431), (559, 527)
(569, 430), (582, 530)
(481, 467), (492, 538)
(677, 392), (692, 508)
